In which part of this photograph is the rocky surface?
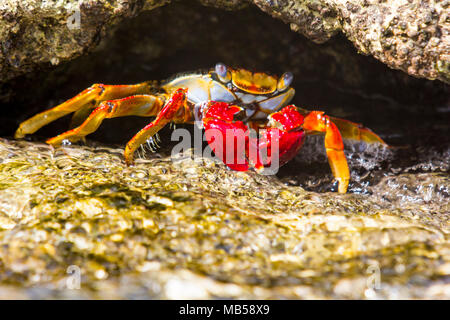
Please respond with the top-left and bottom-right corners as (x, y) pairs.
(0, 139), (448, 299)
(253, 0), (450, 83)
(0, 0), (448, 83)
(0, 0), (169, 82)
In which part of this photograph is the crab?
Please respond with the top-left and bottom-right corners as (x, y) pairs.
(15, 63), (386, 193)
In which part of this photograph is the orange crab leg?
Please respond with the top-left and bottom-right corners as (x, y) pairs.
(15, 82), (152, 138)
(46, 94), (166, 146)
(296, 107), (386, 145)
(329, 116), (386, 145)
(124, 88), (189, 165)
(303, 111), (350, 193)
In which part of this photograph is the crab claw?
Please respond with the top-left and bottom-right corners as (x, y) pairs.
(248, 105), (305, 171)
(202, 102), (250, 171)
(203, 102), (306, 173)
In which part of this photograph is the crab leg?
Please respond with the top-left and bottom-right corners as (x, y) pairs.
(295, 107), (386, 145)
(303, 111), (350, 193)
(15, 82), (152, 138)
(329, 116), (386, 145)
(46, 94), (166, 145)
(124, 88), (188, 165)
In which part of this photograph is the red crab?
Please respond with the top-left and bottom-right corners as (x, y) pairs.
(15, 63), (386, 193)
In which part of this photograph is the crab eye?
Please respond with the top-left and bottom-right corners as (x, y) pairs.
(277, 72), (293, 91)
(215, 62), (231, 82)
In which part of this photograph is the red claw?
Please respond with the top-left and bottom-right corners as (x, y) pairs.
(249, 106), (305, 170)
(202, 102), (306, 173)
(203, 102), (250, 171)
(269, 105), (305, 132)
(203, 101), (243, 122)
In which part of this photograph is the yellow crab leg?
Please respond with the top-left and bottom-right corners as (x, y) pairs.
(124, 88), (189, 165)
(46, 94), (166, 146)
(69, 103), (98, 129)
(15, 82), (152, 138)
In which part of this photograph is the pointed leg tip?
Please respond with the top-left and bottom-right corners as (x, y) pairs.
(337, 179), (349, 193)
(46, 137), (62, 146)
(338, 187), (347, 194)
(124, 154), (135, 166)
(125, 160), (134, 167)
(14, 128), (25, 139)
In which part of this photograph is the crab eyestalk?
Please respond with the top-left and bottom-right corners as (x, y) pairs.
(215, 62), (231, 83)
(277, 72), (293, 92)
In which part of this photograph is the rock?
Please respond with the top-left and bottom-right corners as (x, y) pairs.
(0, 0), (169, 83)
(253, 0), (450, 83)
(0, 138), (448, 299)
(0, 0), (448, 84)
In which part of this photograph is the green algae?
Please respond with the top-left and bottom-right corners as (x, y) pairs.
(0, 138), (448, 299)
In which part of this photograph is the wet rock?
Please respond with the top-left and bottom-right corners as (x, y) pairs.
(0, 0), (448, 84)
(0, 138), (448, 299)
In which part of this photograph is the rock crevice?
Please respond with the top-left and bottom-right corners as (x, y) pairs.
(0, 0), (448, 83)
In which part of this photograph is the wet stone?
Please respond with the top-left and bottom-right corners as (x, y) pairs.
(0, 138), (448, 299)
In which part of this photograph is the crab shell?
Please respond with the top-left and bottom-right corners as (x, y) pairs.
(202, 102), (306, 172)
